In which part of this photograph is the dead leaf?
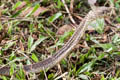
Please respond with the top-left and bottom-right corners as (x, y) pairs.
(104, 26), (110, 32)
(0, 7), (3, 17)
(16, 1), (27, 10)
(100, 34), (108, 43)
(19, 40), (24, 51)
(56, 24), (74, 35)
(20, 7), (48, 17)
(33, 7), (48, 17)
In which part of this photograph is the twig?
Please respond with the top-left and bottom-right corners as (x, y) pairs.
(47, 20), (58, 29)
(43, 67), (48, 80)
(61, 0), (77, 27)
(70, 0), (74, 13)
(73, 13), (83, 21)
(0, 16), (45, 22)
(54, 72), (68, 80)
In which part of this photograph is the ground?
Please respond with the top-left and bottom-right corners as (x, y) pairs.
(0, 0), (120, 80)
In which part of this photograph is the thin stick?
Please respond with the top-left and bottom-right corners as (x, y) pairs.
(43, 67), (48, 80)
(61, 0), (76, 26)
(70, 0), (74, 13)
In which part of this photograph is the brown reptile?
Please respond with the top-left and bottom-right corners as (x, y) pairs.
(0, 6), (111, 76)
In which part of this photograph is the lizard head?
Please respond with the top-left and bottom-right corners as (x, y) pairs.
(88, 6), (112, 21)
(95, 6), (112, 17)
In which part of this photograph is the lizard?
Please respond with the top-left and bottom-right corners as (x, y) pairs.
(0, 6), (111, 76)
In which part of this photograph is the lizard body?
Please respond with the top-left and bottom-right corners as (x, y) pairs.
(0, 6), (111, 76)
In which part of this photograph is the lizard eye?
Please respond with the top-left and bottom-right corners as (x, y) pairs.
(102, 11), (106, 14)
(100, 10), (109, 15)
(102, 10), (107, 14)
